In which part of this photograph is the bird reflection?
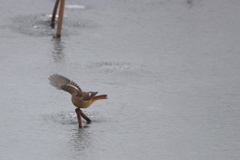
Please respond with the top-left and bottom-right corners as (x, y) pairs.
(69, 128), (92, 152)
(52, 38), (65, 62)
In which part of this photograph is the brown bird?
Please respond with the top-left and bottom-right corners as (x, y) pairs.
(49, 74), (107, 128)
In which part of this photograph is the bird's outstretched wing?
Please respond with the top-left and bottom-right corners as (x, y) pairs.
(49, 74), (82, 95)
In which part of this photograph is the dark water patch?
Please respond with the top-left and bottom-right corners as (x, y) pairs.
(72, 18), (102, 29)
(10, 14), (55, 36)
(10, 14), (101, 37)
(88, 61), (151, 77)
(87, 61), (157, 87)
(42, 110), (98, 126)
(89, 61), (131, 73)
(186, 0), (193, 8)
(42, 111), (77, 126)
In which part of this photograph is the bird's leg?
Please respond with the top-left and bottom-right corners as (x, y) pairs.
(80, 110), (91, 124)
(75, 108), (82, 128)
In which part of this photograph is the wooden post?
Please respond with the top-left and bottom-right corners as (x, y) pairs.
(51, 0), (60, 28)
(80, 110), (92, 124)
(56, 0), (65, 38)
(75, 108), (82, 128)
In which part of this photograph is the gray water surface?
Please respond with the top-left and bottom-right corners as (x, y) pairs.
(1, 0), (240, 159)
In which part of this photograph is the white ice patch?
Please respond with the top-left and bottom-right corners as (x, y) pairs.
(44, 14), (68, 20)
(65, 5), (85, 9)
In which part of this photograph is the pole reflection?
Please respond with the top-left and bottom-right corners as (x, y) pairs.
(52, 38), (65, 62)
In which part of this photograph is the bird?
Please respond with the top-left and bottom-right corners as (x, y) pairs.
(48, 74), (107, 127)
(49, 74), (108, 108)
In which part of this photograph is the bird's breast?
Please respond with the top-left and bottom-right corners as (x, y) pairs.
(71, 96), (93, 108)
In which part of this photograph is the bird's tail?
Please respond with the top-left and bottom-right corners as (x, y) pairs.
(93, 95), (108, 102)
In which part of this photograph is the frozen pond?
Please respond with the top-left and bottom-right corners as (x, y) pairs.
(1, 0), (240, 159)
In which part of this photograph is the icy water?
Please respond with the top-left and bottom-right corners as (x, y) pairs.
(1, 0), (240, 159)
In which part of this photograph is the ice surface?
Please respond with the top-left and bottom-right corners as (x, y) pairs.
(0, 0), (240, 160)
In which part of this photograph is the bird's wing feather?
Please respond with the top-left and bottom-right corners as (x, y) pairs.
(60, 84), (81, 95)
(49, 74), (82, 94)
